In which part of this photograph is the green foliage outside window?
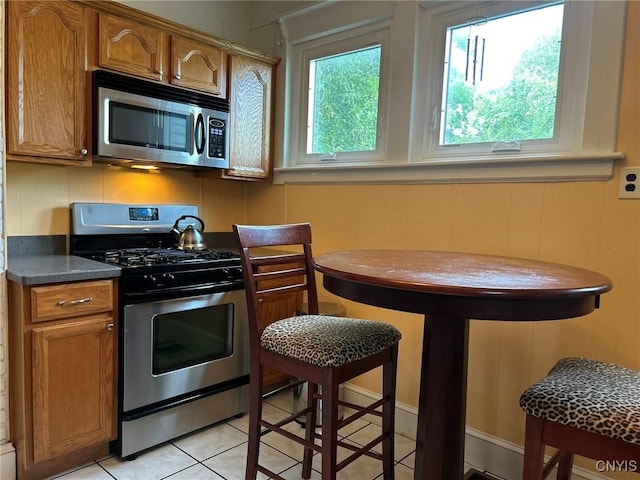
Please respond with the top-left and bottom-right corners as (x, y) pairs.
(442, 4), (563, 146)
(309, 46), (381, 154)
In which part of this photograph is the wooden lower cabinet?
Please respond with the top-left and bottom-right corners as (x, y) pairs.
(259, 291), (301, 391)
(32, 317), (115, 463)
(257, 261), (303, 391)
(9, 279), (118, 480)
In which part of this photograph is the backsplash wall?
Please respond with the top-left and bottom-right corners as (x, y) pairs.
(5, 164), (248, 237)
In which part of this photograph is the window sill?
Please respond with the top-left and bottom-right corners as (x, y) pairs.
(273, 152), (624, 185)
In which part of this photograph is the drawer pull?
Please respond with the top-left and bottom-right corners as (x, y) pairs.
(56, 297), (93, 307)
(107, 323), (115, 331)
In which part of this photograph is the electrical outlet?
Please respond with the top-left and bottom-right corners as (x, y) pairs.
(618, 167), (640, 199)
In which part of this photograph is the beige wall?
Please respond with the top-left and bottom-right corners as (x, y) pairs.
(115, 0), (254, 46)
(5, 165), (247, 237)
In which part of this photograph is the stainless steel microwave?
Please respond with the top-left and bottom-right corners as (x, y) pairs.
(93, 71), (230, 169)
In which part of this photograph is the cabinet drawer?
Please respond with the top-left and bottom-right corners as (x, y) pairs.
(31, 280), (114, 323)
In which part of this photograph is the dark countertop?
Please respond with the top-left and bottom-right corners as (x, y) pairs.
(7, 255), (121, 286)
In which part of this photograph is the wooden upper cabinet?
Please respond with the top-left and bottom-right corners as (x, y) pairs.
(226, 55), (275, 180)
(98, 13), (166, 82)
(171, 36), (227, 98)
(6, 1), (91, 164)
(98, 14), (228, 97)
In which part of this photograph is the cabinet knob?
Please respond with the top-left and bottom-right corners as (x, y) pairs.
(80, 148), (88, 156)
(107, 323), (115, 331)
(175, 73), (181, 80)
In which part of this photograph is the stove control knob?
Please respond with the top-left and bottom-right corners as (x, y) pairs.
(143, 274), (158, 289)
(220, 268), (230, 279)
(142, 275), (158, 290)
(228, 267), (243, 280)
(161, 273), (176, 287)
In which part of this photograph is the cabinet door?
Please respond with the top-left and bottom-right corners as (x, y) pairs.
(171, 36), (227, 97)
(257, 263), (302, 391)
(99, 13), (166, 82)
(227, 56), (274, 179)
(32, 316), (115, 463)
(259, 292), (301, 391)
(6, 1), (90, 163)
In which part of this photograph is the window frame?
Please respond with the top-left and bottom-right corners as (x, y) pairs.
(275, 0), (626, 185)
(420, 1), (575, 161)
(436, 2), (565, 150)
(288, 24), (391, 166)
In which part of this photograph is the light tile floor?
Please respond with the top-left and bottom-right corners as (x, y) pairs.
(48, 392), (476, 480)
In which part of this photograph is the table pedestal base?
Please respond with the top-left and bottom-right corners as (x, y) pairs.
(414, 315), (469, 480)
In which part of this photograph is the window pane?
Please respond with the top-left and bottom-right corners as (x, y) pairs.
(307, 45), (381, 154)
(440, 3), (564, 146)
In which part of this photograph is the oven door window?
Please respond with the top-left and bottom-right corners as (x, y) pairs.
(152, 303), (233, 375)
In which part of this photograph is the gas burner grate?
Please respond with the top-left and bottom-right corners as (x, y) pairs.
(104, 248), (238, 267)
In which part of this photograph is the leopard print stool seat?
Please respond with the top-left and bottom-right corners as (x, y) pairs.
(519, 357), (640, 445)
(261, 315), (402, 368)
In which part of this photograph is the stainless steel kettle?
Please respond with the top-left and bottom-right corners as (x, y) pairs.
(171, 215), (207, 250)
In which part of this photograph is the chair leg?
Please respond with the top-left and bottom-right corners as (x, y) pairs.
(556, 452), (574, 480)
(382, 346), (398, 479)
(321, 375), (339, 480)
(245, 365), (263, 480)
(302, 382), (318, 479)
(522, 415), (546, 480)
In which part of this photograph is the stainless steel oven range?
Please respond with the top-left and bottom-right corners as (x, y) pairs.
(70, 202), (248, 459)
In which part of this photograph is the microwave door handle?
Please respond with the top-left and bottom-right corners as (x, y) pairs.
(195, 113), (205, 154)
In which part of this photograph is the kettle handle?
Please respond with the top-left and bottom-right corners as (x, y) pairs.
(171, 215), (205, 234)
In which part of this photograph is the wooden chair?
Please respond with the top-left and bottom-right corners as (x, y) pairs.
(233, 223), (401, 480)
(519, 357), (640, 479)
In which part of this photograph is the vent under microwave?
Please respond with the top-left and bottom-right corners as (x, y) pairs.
(93, 71), (230, 170)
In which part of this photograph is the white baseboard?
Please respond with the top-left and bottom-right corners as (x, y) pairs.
(341, 384), (612, 480)
(0, 442), (16, 480)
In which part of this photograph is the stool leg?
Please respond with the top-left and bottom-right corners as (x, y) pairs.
(321, 375), (339, 480)
(522, 415), (545, 480)
(556, 452), (574, 480)
(382, 346), (398, 479)
(245, 365), (263, 480)
(302, 382), (318, 479)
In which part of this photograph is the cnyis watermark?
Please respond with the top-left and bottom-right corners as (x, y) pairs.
(595, 460), (638, 472)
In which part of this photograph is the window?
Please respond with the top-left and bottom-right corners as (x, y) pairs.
(418, 0), (626, 166)
(283, 21), (390, 166)
(440, 3), (564, 148)
(307, 45), (382, 156)
(276, 1), (625, 184)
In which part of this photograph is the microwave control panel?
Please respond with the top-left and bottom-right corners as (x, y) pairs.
(208, 118), (226, 159)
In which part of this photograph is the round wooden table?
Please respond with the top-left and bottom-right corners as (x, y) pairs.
(313, 250), (612, 480)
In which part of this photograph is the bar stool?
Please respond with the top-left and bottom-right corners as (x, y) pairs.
(233, 223), (402, 480)
(519, 357), (640, 479)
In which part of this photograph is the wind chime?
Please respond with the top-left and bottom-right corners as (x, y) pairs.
(464, 15), (488, 85)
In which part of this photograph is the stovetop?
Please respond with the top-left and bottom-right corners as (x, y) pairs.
(100, 247), (239, 268)
(69, 203), (244, 299)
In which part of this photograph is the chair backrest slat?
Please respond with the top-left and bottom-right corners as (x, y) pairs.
(256, 283), (309, 298)
(250, 253), (307, 267)
(253, 267), (308, 285)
